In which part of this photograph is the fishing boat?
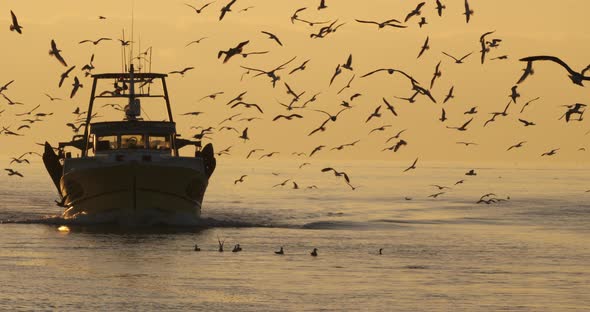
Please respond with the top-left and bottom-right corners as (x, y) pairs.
(42, 65), (216, 224)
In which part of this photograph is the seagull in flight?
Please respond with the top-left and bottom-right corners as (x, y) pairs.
(185, 1), (215, 14)
(49, 39), (68, 67)
(403, 158), (418, 172)
(417, 36), (429, 59)
(446, 118), (473, 131)
(9, 10), (23, 34)
(185, 37), (208, 47)
(442, 51), (473, 64)
(261, 31), (283, 46)
(355, 18), (407, 29)
(507, 141), (526, 151)
(517, 55), (590, 86)
(405, 2), (426, 22)
(79, 38), (111, 45)
(219, 0), (238, 20)
(464, 0), (474, 23)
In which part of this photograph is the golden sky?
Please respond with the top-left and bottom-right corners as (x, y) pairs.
(0, 0), (589, 164)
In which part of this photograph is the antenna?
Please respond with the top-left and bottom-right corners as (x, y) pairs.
(130, 0), (135, 69)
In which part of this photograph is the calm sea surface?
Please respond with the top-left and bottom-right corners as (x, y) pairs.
(1, 160), (589, 311)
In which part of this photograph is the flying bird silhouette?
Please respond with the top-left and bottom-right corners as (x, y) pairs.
(9, 10), (23, 34)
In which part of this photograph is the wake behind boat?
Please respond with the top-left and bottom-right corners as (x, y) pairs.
(42, 65), (216, 224)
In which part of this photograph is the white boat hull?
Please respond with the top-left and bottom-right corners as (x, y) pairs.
(60, 160), (209, 224)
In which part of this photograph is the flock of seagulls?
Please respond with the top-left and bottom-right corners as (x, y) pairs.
(1, 1), (589, 205)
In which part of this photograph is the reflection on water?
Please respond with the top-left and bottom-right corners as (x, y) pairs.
(0, 161), (589, 310)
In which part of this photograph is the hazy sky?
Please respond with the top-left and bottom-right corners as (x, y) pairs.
(0, 0), (589, 164)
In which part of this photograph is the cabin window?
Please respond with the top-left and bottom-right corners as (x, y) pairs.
(96, 135), (118, 151)
(120, 134), (145, 149)
(149, 135), (171, 150)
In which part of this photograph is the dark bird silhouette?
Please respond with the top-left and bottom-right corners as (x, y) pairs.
(418, 17), (427, 28)
(541, 149), (559, 157)
(369, 125), (392, 135)
(275, 247), (284, 255)
(321, 167), (351, 183)
(231, 101), (264, 114)
(218, 40), (249, 63)
(181, 111), (205, 116)
(261, 31), (283, 46)
(417, 36), (429, 59)
(219, 113), (241, 125)
(507, 141), (526, 151)
(199, 91), (224, 101)
(185, 37), (208, 47)
(520, 97), (540, 113)
(464, 107), (478, 115)
(219, 0), (238, 20)
(385, 129), (407, 143)
(403, 158), (418, 172)
(15, 104), (40, 116)
(290, 7), (307, 24)
(464, 0), (474, 23)
(273, 114), (303, 121)
(289, 59), (310, 75)
(238, 127), (249, 141)
(317, 0), (327, 10)
(491, 55), (509, 60)
(5, 168), (23, 177)
(185, 1), (214, 14)
(442, 51), (473, 64)
(447, 118), (473, 131)
(9, 10), (23, 34)
(383, 139), (407, 152)
(314, 108), (349, 122)
(226, 91), (247, 106)
(443, 86), (455, 103)
(308, 119), (330, 136)
(428, 192), (445, 198)
(341, 54), (353, 71)
(355, 18), (406, 29)
(560, 103), (586, 122)
(478, 31), (495, 65)
(273, 179), (291, 187)
(430, 61), (442, 89)
(260, 152), (279, 160)
(234, 175), (247, 184)
(49, 39), (68, 67)
(439, 108), (447, 122)
(382, 98), (398, 116)
(435, 0), (446, 16)
(240, 56), (296, 87)
(518, 55), (590, 86)
(509, 85), (520, 104)
(405, 2), (426, 22)
(66, 123), (85, 133)
(518, 118), (535, 127)
(366, 106), (382, 122)
(310, 248), (318, 256)
(58, 66), (76, 88)
(361, 68), (418, 85)
(0, 80), (14, 94)
(246, 148), (263, 159)
(2, 93), (23, 105)
(457, 142), (477, 147)
(331, 140), (359, 151)
(465, 169), (477, 176)
(329, 64), (342, 86)
(309, 145), (325, 157)
(79, 37), (111, 45)
(70, 77), (82, 98)
(169, 67), (195, 76)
